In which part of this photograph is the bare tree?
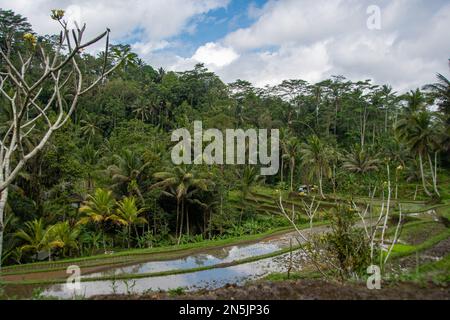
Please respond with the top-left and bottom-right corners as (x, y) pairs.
(301, 196), (320, 229)
(279, 165), (402, 280)
(352, 164), (403, 268)
(276, 193), (329, 278)
(0, 10), (126, 269)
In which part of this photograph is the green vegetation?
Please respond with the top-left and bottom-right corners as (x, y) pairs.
(0, 9), (448, 296)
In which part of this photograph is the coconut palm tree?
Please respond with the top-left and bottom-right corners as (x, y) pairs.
(78, 188), (116, 250)
(151, 166), (212, 243)
(131, 97), (158, 122)
(15, 219), (62, 261)
(342, 145), (380, 174)
(238, 166), (261, 201)
(236, 166), (262, 223)
(106, 149), (151, 202)
(395, 111), (440, 196)
(424, 66), (450, 162)
(108, 196), (147, 248)
(278, 127), (289, 185)
(78, 144), (101, 192)
(424, 70), (450, 118)
(300, 135), (331, 199)
(284, 136), (301, 191)
(379, 85), (397, 132)
(48, 221), (81, 257)
(79, 114), (102, 144)
(402, 89), (427, 114)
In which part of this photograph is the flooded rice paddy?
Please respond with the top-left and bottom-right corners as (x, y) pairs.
(4, 226), (329, 299)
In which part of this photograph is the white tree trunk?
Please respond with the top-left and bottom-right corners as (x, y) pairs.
(418, 153), (431, 196)
(427, 152), (440, 197)
(290, 158), (295, 191)
(0, 187), (9, 270)
(319, 168), (325, 199)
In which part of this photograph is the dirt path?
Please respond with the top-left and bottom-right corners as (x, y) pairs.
(93, 279), (449, 300)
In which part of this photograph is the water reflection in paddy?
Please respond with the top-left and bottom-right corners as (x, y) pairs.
(43, 250), (308, 299)
(40, 228), (324, 298)
(82, 231), (298, 279)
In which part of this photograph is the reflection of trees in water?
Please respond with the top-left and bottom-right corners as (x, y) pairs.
(95, 234), (299, 280)
(190, 254), (220, 266)
(204, 247), (233, 260)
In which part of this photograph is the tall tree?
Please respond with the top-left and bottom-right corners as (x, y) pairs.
(396, 111), (440, 196)
(152, 166), (212, 243)
(301, 135), (331, 199)
(108, 196), (147, 248)
(78, 188), (116, 250)
(0, 10), (125, 270)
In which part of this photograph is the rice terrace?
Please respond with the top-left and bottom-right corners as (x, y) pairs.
(0, 0), (449, 311)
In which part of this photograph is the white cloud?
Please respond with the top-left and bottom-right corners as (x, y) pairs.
(217, 42), (332, 87)
(192, 42), (239, 68)
(0, 0), (229, 43)
(203, 0), (450, 91)
(132, 40), (171, 55)
(224, 0), (363, 51)
(3, 0), (449, 91)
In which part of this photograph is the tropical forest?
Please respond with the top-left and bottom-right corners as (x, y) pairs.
(0, 5), (449, 302)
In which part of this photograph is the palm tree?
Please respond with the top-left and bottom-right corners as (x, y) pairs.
(106, 149), (151, 202)
(300, 135), (331, 199)
(379, 85), (397, 132)
(189, 198), (218, 239)
(278, 128), (287, 185)
(152, 166), (212, 243)
(284, 136), (301, 191)
(424, 66), (450, 162)
(237, 166), (262, 223)
(238, 166), (261, 200)
(342, 145), (380, 174)
(78, 188), (116, 250)
(79, 231), (102, 255)
(48, 221), (81, 257)
(15, 219), (62, 261)
(80, 114), (102, 144)
(108, 196), (147, 248)
(310, 83), (323, 127)
(403, 89), (427, 114)
(424, 70), (450, 118)
(131, 97), (157, 122)
(78, 144), (101, 192)
(396, 111), (440, 196)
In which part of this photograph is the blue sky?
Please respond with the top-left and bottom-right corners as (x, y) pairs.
(172, 0), (267, 55)
(2, 0), (450, 91)
(120, 0), (269, 58)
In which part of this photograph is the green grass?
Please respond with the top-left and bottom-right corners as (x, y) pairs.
(405, 221), (446, 239)
(437, 205), (450, 225)
(417, 254), (450, 283)
(168, 287), (186, 297)
(390, 254), (450, 284)
(263, 271), (322, 282)
(390, 228), (450, 259)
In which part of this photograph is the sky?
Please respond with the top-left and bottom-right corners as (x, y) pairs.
(1, 0), (449, 92)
